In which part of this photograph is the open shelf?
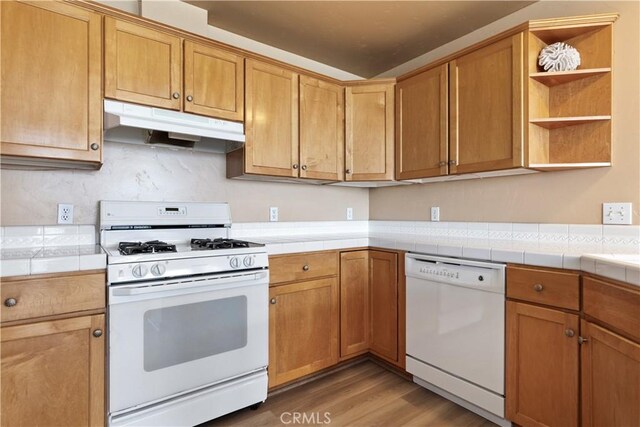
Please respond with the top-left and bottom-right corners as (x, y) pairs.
(530, 116), (611, 129)
(529, 68), (611, 86)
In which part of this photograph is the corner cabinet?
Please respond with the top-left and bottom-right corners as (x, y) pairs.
(450, 33), (524, 174)
(345, 83), (395, 182)
(0, 0), (103, 168)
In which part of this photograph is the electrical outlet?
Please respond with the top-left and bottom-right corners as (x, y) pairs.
(346, 208), (353, 221)
(269, 207), (278, 222)
(603, 203), (632, 225)
(431, 207), (440, 222)
(57, 203), (74, 224)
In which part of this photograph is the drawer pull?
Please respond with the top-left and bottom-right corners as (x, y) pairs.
(4, 298), (17, 307)
(578, 336), (589, 345)
(302, 265), (310, 271)
(92, 329), (103, 338)
(533, 283), (544, 292)
(270, 298), (277, 305)
(564, 329), (575, 338)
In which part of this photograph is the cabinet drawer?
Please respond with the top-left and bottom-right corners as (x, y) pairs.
(583, 277), (640, 342)
(269, 252), (338, 285)
(507, 266), (579, 310)
(1, 273), (105, 323)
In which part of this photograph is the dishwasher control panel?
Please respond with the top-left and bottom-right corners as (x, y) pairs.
(406, 253), (505, 293)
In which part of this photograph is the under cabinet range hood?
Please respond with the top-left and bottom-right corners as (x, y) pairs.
(103, 100), (245, 153)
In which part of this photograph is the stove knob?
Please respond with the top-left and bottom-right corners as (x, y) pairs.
(132, 264), (148, 278)
(243, 256), (255, 267)
(230, 257), (241, 269)
(150, 263), (166, 276)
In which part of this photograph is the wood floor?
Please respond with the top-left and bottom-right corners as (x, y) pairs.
(203, 361), (497, 426)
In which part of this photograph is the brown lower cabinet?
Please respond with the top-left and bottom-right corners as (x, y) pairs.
(506, 266), (640, 427)
(268, 249), (404, 389)
(0, 271), (106, 427)
(506, 301), (579, 427)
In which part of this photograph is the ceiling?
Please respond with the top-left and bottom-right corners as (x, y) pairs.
(185, 1), (535, 78)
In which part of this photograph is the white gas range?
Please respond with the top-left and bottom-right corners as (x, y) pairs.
(100, 201), (269, 427)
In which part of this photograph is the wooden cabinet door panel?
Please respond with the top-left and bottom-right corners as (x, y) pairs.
(1, 314), (105, 427)
(245, 60), (299, 177)
(345, 84), (394, 181)
(581, 320), (640, 427)
(450, 33), (524, 174)
(0, 0), (102, 163)
(269, 278), (338, 388)
(396, 64), (448, 180)
(340, 251), (369, 358)
(105, 17), (182, 110)
(506, 301), (578, 427)
(299, 76), (344, 181)
(369, 250), (398, 362)
(184, 40), (244, 121)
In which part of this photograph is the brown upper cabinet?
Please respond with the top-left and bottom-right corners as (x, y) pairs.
(299, 76), (345, 181)
(229, 62), (344, 182)
(0, 0), (103, 167)
(395, 64), (448, 180)
(345, 83), (395, 181)
(229, 59), (299, 178)
(450, 33), (524, 175)
(105, 17), (244, 121)
(105, 17), (182, 110)
(183, 40), (244, 121)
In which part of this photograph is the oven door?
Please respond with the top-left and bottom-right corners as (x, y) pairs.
(108, 271), (268, 414)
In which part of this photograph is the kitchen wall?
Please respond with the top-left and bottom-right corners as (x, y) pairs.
(0, 0), (367, 227)
(0, 143), (368, 225)
(371, 0), (640, 225)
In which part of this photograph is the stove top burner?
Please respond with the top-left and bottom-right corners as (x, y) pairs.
(191, 238), (251, 250)
(118, 240), (177, 255)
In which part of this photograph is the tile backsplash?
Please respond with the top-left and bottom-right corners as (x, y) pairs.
(1, 225), (96, 249)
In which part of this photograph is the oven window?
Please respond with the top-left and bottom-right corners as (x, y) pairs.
(143, 296), (247, 371)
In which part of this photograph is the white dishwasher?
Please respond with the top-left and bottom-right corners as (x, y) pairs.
(405, 253), (510, 427)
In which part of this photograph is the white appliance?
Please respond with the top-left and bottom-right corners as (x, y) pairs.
(100, 201), (268, 427)
(103, 100), (245, 153)
(405, 253), (510, 427)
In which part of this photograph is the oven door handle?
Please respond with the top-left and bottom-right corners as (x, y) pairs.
(111, 271), (268, 296)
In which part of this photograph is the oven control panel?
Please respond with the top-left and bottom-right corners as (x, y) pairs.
(157, 206), (187, 216)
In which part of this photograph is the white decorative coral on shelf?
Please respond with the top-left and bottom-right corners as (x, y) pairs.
(538, 42), (581, 72)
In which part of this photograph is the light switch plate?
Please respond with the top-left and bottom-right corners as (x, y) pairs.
(57, 203), (74, 224)
(431, 207), (440, 222)
(269, 207), (278, 222)
(346, 208), (353, 221)
(603, 202), (632, 225)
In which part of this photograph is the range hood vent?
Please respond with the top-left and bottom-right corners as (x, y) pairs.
(103, 100), (245, 153)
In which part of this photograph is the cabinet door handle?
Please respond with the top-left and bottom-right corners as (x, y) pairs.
(270, 298), (277, 305)
(90, 143), (100, 151)
(302, 265), (310, 271)
(533, 283), (543, 292)
(564, 329), (575, 338)
(578, 336), (589, 345)
(439, 161), (446, 167)
(301, 165), (307, 171)
(172, 92), (180, 99)
(4, 298), (17, 307)
(345, 169), (351, 174)
(186, 95), (193, 102)
(92, 329), (103, 338)
(293, 164), (299, 170)
(449, 160), (457, 166)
